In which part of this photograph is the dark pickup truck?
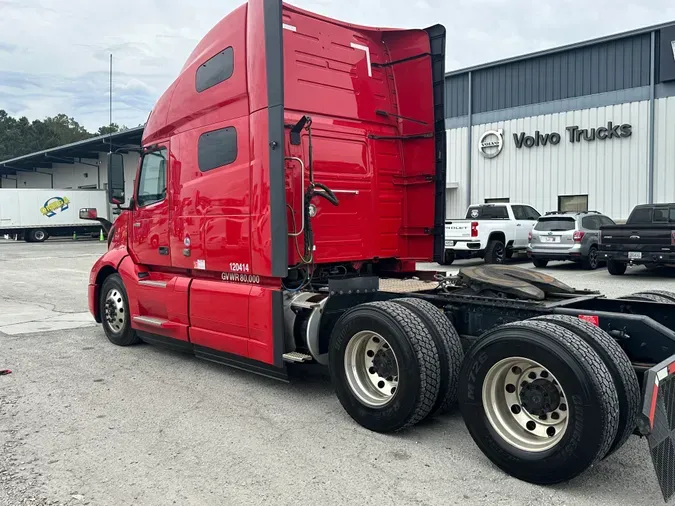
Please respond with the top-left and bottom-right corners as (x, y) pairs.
(600, 203), (675, 274)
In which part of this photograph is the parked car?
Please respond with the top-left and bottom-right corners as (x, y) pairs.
(443, 203), (540, 265)
(600, 203), (675, 275)
(528, 211), (615, 269)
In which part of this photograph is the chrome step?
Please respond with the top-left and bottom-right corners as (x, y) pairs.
(132, 316), (168, 327)
(282, 352), (313, 363)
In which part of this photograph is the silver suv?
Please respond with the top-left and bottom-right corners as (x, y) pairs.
(528, 211), (615, 270)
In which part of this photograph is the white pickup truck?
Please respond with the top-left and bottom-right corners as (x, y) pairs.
(443, 203), (541, 265)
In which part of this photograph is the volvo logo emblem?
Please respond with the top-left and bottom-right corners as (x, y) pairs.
(478, 129), (504, 158)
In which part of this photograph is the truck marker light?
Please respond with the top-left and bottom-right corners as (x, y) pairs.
(578, 315), (599, 326)
(648, 360), (675, 429)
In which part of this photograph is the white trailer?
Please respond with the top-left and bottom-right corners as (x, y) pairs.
(0, 189), (109, 242)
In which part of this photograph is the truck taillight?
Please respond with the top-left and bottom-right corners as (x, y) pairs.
(471, 221), (478, 238)
(573, 230), (585, 242)
(672, 230), (675, 246)
(528, 231), (532, 242)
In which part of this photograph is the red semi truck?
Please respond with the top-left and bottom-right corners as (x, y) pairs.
(89, 0), (675, 500)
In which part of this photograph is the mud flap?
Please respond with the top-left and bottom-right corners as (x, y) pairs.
(640, 356), (675, 502)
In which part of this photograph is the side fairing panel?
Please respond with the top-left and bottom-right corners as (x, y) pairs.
(189, 279), (251, 357)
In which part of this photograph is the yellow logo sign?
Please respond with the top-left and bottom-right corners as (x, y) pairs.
(40, 196), (70, 217)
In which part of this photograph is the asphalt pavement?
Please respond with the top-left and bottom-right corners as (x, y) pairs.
(0, 240), (672, 505)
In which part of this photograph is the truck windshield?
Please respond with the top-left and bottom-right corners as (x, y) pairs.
(465, 206), (508, 220)
(535, 217), (575, 231)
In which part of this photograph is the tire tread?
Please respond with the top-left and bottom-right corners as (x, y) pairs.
(362, 302), (441, 429)
(502, 320), (619, 465)
(534, 314), (639, 457)
(393, 298), (463, 414)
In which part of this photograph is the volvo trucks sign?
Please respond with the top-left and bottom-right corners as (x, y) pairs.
(479, 122), (632, 157)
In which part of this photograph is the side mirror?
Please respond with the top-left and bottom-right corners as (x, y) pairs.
(107, 153), (126, 205)
(79, 208), (98, 220)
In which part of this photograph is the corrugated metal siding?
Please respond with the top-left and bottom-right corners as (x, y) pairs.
(470, 34), (651, 115)
(653, 96), (675, 203)
(445, 127), (468, 219)
(445, 74), (469, 118)
(471, 101), (650, 220)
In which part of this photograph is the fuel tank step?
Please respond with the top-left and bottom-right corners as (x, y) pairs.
(282, 352), (313, 363)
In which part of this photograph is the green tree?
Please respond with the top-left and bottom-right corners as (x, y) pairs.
(0, 110), (140, 161)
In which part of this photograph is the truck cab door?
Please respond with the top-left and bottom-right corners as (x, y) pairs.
(512, 205), (539, 248)
(130, 146), (171, 267)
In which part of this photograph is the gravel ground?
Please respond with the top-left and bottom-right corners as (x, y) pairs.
(0, 240), (672, 506)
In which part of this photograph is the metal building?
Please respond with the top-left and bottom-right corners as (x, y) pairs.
(0, 128), (143, 220)
(444, 21), (675, 221)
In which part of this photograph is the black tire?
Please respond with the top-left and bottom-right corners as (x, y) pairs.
(458, 320), (619, 485)
(29, 228), (48, 242)
(619, 292), (674, 304)
(329, 301), (441, 432)
(607, 260), (627, 275)
(99, 273), (140, 346)
(392, 298), (463, 414)
(532, 258), (549, 268)
(484, 239), (506, 264)
(533, 315), (640, 457)
(442, 250), (455, 266)
(581, 246), (599, 270)
(631, 290), (675, 303)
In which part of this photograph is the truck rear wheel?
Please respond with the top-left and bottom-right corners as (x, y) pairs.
(484, 239), (506, 264)
(624, 291), (675, 303)
(329, 301), (441, 432)
(533, 315), (639, 457)
(99, 274), (140, 346)
(29, 229), (48, 242)
(619, 292), (674, 304)
(458, 320), (619, 485)
(607, 260), (627, 275)
(392, 298), (463, 414)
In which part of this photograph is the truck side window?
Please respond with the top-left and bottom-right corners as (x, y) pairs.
(654, 207), (669, 223)
(523, 206), (540, 220)
(137, 148), (168, 207)
(196, 47), (234, 92)
(198, 127), (237, 172)
(511, 206), (527, 220)
(628, 207), (652, 224)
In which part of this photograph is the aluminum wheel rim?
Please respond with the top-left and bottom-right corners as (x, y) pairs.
(34, 230), (45, 241)
(344, 331), (399, 407)
(104, 288), (126, 333)
(589, 248), (598, 268)
(482, 357), (569, 452)
(495, 244), (505, 263)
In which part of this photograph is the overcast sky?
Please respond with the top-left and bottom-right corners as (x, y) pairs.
(0, 0), (673, 131)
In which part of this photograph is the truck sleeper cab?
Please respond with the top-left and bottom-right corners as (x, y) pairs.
(89, 1), (675, 501)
